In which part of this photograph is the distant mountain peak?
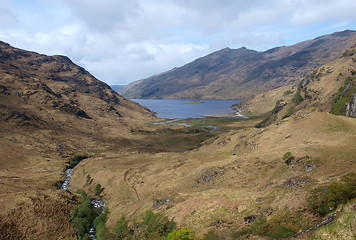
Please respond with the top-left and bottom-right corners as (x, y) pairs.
(122, 30), (356, 99)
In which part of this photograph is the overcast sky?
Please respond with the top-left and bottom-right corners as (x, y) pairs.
(1, 0), (356, 85)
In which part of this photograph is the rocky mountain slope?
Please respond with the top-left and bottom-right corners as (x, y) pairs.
(122, 30), (356, 100)
(0, 41), (155, 239)
(70, 46), (356, 239)
(0, 40), (355, 240)
(240, 44), (356, 119)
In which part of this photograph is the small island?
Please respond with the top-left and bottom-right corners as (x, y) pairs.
(185, 100), (204, 103)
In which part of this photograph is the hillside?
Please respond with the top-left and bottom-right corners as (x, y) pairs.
(122, 30), (356, 100)
(69, 46), (356, 239)
(240, 44), (356, 118)
(0, 41), (355, 240)
(0, 41), (156, 239)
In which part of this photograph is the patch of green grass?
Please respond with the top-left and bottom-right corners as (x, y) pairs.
(255, 116), (270, 128)
(284, 90), (293, 96)
(331, 76), (355, 116)
(282, 152), (292, 160)
(232, 210), (311, 239)
(309, 199), (356, 240)
(293, 90), (304, 106)
(307, 173), (356, 216)
(94, 183), (103, 196)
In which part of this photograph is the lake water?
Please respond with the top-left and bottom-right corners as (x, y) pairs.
(132, 99), (240, 119)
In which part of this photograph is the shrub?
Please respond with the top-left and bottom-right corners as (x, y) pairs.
(70, 194), (98, 239)
(331, 76), (355, 116)
(307, 173), (356, 216)
(255, 117), (269, 128)
(293, 90), (303, 106)
(282, 107), (295, 119)
(113, 215), (130, 239)
(283, 90), (293, 96)
(232, 210), (310, 239)
(282, 152), (292, 160)
(86, 174), (91, 184)
(94, 183), (103, 196)
(112, 210), (178, 239)
(167, 228), (196, 240)
(141, 210), (176, 238)
(69, 154), (88, 168)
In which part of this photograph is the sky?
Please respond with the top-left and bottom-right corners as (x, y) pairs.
(1, 0), (356, 85)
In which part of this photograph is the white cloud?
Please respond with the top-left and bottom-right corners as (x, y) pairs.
(0, 0), (355, 85)
(0, 0), (18, 27)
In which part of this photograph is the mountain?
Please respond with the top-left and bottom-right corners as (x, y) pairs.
(0, 41), (155, 239)
(110, 84), (126, 93)
(1, 40), (355, 239)
(70, 45), (356, 239)
(122, 30), (356, 99)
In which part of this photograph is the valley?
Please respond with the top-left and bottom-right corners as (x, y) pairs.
(0, 33), (355, 240)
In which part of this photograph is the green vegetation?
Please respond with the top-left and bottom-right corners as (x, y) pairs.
(167, 228), (196, 240)
(176, 117), (244, 132)
(255, 116), (269, 128)
(140, 210), (177, 239)
(307, 173), (356, 216)
(70, 190), (106, 240)
(69, 154), (88, 168)
(293, 90), (304, 106)
(113, 215), (130, 239)
(202, 230), (220, 240)
(86, 174), (91, 184)
(331, 76), (355, 116)
(112, 210), (179, 239)
(282, 152), (292, 160)
(282, 106), (295, 119)
(283, 90), (293, 96)
(232, 210), (311, 239)
(94, 183), (103, 196)
(309, 199), (356, 240)
(272, 100), (284, 114)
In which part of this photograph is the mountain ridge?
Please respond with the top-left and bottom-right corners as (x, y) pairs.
(0, 40), (155, 239)
(122, 30), (356, 99)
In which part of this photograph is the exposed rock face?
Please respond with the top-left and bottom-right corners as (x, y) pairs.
(345, 93), (356, 117)
(123, 30), (356, 100)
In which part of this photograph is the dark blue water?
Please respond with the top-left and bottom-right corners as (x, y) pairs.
(132, 99), (240, 119)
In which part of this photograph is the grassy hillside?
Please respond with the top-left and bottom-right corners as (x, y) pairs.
(69, 46), (356, 239)
(0, 41), (155, 239)
(0, 41), (355, 239)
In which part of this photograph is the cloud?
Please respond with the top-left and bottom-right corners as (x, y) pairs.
(1, 0), (355, 85)
(0, 0), (18, 27)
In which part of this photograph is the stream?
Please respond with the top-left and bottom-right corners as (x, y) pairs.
(60, 166), (106, 240)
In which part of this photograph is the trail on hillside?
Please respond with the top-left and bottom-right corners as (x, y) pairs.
(124, 168), (141, 203)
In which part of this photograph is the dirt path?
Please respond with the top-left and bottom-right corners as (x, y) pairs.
(124, 168), (141, 203)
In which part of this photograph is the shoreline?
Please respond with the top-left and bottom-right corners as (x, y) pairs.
(203, 107), (249, 119)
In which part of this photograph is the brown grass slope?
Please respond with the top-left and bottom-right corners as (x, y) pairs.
(70, 47), (356, 238)
(122, 30), (356, 100)
(240, 44), (356, 118)
(0, 41), (155, 239)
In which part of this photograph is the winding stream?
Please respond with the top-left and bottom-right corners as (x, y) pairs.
(60, 166), (106, 240)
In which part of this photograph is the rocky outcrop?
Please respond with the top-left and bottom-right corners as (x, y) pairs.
(345, 93), (356, 117)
